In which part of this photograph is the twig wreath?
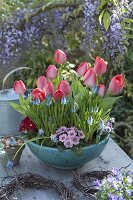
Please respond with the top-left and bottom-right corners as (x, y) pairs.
(0, 164), (131, 200)
(0, 170), (111, 200)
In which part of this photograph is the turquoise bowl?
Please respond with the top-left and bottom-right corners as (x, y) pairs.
(28, 136), (109, 170)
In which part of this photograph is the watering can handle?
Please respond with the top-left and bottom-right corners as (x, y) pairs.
(2, 67), (32, 91)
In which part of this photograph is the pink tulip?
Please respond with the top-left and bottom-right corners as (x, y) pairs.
(43, 81), (54, 97)
(37, 76), (47, 89)
(109, 74), (124, 95)
(94, 56), (107, 75)
(54, 49), (66, 64)
(13, 80), (26, 95)
(83, 69), (97, 87)
(57, 80), (71, 96)
(32, 88), (46, 102)
(98, 84), (106, 97)
(76, 62), (89, 77)
(46, 65), (58, 79)
(53, 89), (64, 101)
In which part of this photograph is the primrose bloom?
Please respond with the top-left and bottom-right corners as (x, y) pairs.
(78, 131), (85, 139)
(67, 130), (77, 138)
(64, 138), (73, 148)
(71, 136), (80, 145)
(59, 134), (67, 142)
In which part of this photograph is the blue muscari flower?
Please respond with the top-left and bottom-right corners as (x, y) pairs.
(104, 126), (111, 132)
(95, 179), (101, 186)
(94, 106), (98, 112)
(112, 168), (120, 176)
(108, 193), (118, 200)
(92, 85), (98, 94)
(90, 107), (93, 112)
(87, 115), (93, 125)
(24, 89), (31, 97)
(46, 95), (52, 106)
(7, 160), (14, 169)
(99, 119), (104, 129)
(61, 97), (68, 105)
(33, 98), (40, 105)
(50, 134), (58, 143)
(71, 105), (76, 112)
(9, 137), (17, 146)
(38, 129), (44, 136)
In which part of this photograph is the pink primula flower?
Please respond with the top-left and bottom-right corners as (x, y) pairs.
(64, 138), (73, 148)
(67, 130), (77, 138)
(71, 136), (80, 145)
(78, 131), (85, 139)
(59, 134), (67, 142)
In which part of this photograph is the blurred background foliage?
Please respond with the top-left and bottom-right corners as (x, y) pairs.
(0, 0), (132, 158)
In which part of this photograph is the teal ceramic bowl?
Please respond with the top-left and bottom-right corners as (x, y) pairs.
(28, 136), (109, 170)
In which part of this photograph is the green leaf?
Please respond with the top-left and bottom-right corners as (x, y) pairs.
(99, 9), (105, 25)
(125, 34), (133, 39)
(112, 0), (118, 6)
(103, 11), (111, 31)
(100, 96), (122, 110)
(123, 18), (133, 23)
(98, 0), (107, 9)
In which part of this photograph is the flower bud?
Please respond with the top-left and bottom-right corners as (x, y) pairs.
(46, 65), (58, 79)
(76, 62), (89, 77)
(54, 49), (66, 64)
(57, 80), (71, 96)
(94, 56), (107, 75)
(13, 80), (26, 95)
(109, 74), (124, 95)
(32, 88), (46, 102)
(98, 84), (106, 97)
(83, 69), (97, 87)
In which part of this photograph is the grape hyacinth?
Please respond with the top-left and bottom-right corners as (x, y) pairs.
(95, 168), (133, 199)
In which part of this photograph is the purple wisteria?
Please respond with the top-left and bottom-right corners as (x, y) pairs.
(101, 1), (133, 59)
(83, 0), (99, 50)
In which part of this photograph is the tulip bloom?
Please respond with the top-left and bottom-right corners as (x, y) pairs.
(13, 80), (26, 95)
(54, 49), (66, 64)
(53, 89), (64, 101)
(43, 81), (54, 97)
(98, 84), (106, 97)
(57, 80), (71, 96)
(46, 65), (58, 79)
(94, 56), (107, 75)
(76, 62), (89, 77)
(32, 88), (46, 102)
(83, 69), (97, 87)
(37, 76), (47, 89)
(109, 74), (124, 95)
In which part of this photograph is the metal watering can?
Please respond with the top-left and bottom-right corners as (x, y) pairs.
(0, 67), (32, 136)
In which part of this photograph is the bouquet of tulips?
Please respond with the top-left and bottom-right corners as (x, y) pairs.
(10, 49), (124, 150)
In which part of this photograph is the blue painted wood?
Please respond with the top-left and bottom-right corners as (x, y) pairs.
(27, 136), (109, 170)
